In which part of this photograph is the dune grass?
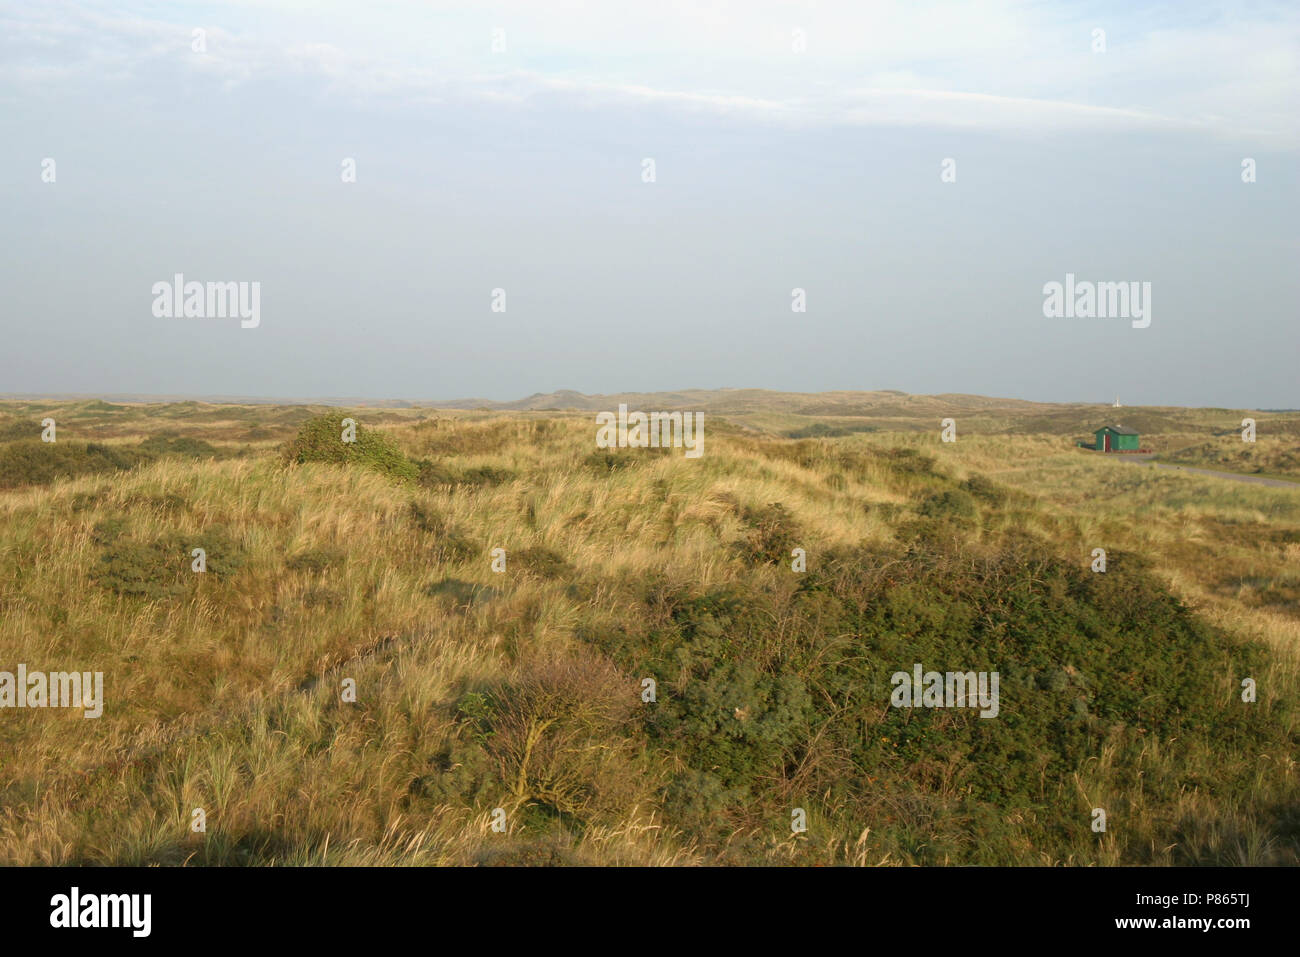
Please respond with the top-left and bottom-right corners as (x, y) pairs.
(0, 400), (1295, 865)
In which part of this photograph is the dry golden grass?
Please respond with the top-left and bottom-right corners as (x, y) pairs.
(0, 400), (1296, 865)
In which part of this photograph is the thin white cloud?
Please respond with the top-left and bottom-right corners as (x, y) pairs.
(2, 0), (1296, 145)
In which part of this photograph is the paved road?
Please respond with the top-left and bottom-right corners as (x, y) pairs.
(1120, 458), (1300, 489)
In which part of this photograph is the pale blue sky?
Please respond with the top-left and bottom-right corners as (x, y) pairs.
(1, 1), (1296, 406)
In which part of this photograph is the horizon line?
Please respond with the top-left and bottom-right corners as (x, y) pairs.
(0, 390), (1291, 413)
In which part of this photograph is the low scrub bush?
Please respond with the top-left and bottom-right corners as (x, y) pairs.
(91, 519), (245, 600)
(917, 488), (979, 522)
(733, 502), (802, 566)
(280, 414), (418, 483)
(455, 653), (647, 821)
(138, 434), (220, 458)
(578, 528), (1289, 860)
(416, 461), (516, 489)
(0, 440), (146, 490)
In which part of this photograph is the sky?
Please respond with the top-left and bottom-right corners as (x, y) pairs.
(1, 0), (1297, 407)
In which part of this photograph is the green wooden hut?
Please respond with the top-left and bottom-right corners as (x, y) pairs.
(1094, 425), (1139, 452)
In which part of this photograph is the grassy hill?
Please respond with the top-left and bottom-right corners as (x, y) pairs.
(0, 395), (1296, 865)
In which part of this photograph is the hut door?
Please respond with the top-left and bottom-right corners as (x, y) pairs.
(1103, 433), (1111, 452)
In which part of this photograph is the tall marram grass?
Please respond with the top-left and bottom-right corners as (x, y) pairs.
(0, 406), (1295, 865)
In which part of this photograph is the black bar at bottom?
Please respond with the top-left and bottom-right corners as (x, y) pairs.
(0, 865), (1277, 944)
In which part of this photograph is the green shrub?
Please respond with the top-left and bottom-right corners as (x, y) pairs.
(917, 488), (978, 521)
(454, 654), (645, 821)
(572, 525), (1289, 859)
(404, 738), (497, 809)
(416, 460), (516, 489)
(734, 502), (802, 566)
(280, 414), (418, 483)
(138, 434), (220, 458)
(93, 536), (190, 601)
(657, 661), (813, 796)
(188, 525), (246, 578)
(662, 768), (742, 830)
(92, 519), (245, 599)
(0, 419), (42, 442)
(0, 440), (146, 490)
